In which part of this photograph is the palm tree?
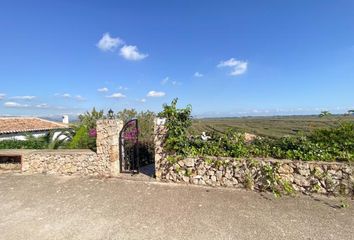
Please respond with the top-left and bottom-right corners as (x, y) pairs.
(41, 129), (75, 149)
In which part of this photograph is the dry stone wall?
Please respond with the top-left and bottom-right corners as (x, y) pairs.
(21, 150), (105, 176)
(154, 120), (354, 196)
(157, 157), (353, 196)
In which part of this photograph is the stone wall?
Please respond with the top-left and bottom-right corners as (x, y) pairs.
(157, 157), (353, 196)
(21, 150), (104, 176)
(96, 119), (123, 176)
(154, 118), (167, 180)
(0, 119), (123, 176)
(153, 120), (354, 196)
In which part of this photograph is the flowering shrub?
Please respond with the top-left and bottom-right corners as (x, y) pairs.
(89, 129), (97, 138)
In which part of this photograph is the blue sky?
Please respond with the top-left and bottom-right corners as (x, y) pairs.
(0, 0), (353, 118)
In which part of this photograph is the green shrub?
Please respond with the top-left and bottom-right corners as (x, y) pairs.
(158, 98), (192, 155)
(68, 125), (96, 151)
(160, 99), (354, 162)
(0, 138), (47, 149)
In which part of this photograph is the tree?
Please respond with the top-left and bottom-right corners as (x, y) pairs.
(41, 129), (75, 149)
(347, 110), (354, 116)
(78, 108), (105, 130)
(115, 109), (138, 123)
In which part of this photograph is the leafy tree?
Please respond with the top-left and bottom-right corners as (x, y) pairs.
(116, 109), (138, 123)
(78, 107), (105, 130)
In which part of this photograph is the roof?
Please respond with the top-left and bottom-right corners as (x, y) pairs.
(0, 117), (69, 134)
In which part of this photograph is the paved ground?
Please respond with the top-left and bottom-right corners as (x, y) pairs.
(0, 173), (353, 240)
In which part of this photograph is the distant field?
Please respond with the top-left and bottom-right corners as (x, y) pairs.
(191, 115), (354, 138)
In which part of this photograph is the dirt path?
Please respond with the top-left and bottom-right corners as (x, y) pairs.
(0, 173), (353, 240)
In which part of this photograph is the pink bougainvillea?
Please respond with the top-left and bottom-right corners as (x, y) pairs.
(89, 129), (97, 138)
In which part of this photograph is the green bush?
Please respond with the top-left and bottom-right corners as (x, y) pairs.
(68, 125), (96, 151)
(160, 99), (354, 162)
(158, 98), (192, 155)
(187, 123), (354, 162)
(0, 138), (47, 149)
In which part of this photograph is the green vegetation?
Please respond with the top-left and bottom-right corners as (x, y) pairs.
(1, 100), (353, 163)
(160, 99), (354, 162)
(158, 98), (192, 155)
(0, 129), (73, 150)
(191, 115), (354, 139)
(0, 137), (48, 149)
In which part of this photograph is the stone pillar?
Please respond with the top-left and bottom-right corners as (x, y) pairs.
(96, 119), (123, 176)
(154, 118), (167, 180)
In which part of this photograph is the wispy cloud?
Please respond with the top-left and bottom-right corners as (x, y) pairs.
(161, 77), (169, 85)
(4, 101), (30, 108)
(147, 91), (166, 97)
(11, 95), (36, 100)
(194, 72), (203, 77)
(0, 93), (6, 100)
(217, 58), (248, 76)
(97, 33), (124, 52)
(97, 87), (109, 92)
(140, 98), (146, 103)
(160, 77), (180, 86)
(120, 45), (148, 61)
(59, 93), (71, 98)
(35, 103), (49, 109)
(55, 93), (86, 101)
(75, 95), (86, 101)
(107, 93), (126, 99)
(118, 86), (128, 90)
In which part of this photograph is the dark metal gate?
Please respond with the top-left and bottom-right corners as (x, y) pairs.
(119, 118), (139, 173)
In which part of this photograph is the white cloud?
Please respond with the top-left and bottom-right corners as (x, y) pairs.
(161, 77), (169, 85)
(107, 93), (126, 99)
(0, 93), (5, 100)
(4, 102), (30, 108)
(11, 95), (36, 100)
(75, 95), (86, 101)
(97, 87), (109, 92)
(147, 91), (166, 97)
(194, 72), (203, 77)
(97, 33), (123, 52)
(55, 93), (86, 101)
(161, 77), (180, 86)
(120, 45), (148, 61)
(36, 103), (49, 109)
(118, 86), (128, 90)
(217, 58), (248, 76)
(140, 98), (146, 103)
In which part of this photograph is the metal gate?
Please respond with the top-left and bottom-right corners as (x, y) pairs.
(119, 118), (139, 173)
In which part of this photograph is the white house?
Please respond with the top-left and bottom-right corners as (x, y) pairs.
(0, 116), (70, 141)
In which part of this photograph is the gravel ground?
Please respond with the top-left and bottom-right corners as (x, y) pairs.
(0, 173), (353, 240)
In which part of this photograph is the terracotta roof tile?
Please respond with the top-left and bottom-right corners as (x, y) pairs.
(0, 117), (69, 134)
